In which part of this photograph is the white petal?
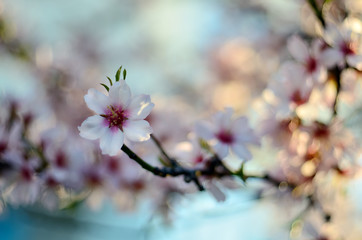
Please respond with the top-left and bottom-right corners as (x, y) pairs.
(231, 116), (249, 133)
(78, 115), (107, 140)
(109, 81), (131, 108)
(206, 181), (226, 202)
(213, 108), (233, 129)
(213, 142), (229, 158)
(123, 120), (152, 142)
(287, 35), (309, 62)
(312, 66), (327, 83)
(84, 89), (110, 114)
(311, 39), (323, 56)
(321, 49), (343, 68)
(323, 24), (343, 46)
(347, 55), (362, 71)
(128, 94), (154, 120)
(231, 144), (252, 160)
(99, 128), (124, 156)
(194, 121), (214, 140)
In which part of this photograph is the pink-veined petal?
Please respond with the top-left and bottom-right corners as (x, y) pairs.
(109, 81), (131, 108)
(84, 89), (110, 114)
(78, 115), (107, 140)
(287, 35), (309, 62)
(231, 143), (252, 161)
(123, 120), (152, 142)
(128, 94), (154, 120)
(99, 128), (124, 156)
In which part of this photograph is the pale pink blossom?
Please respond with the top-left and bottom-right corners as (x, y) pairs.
(322, 24), (362, 70)
(195, 108), (259, 160)
(269, 63), (314, 116)
(287, 35), (327, 83)
(174, 134), (212, 168)
(78, 81), (154, 156)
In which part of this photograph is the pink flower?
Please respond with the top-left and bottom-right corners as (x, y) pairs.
(269, 62), (313, 116)
(79, 81), (154, 156)
(195, 108), (259, 160)
(287, 35), (328, 83)
(322, 24), (362, 70)
(174, 134), (212, 168)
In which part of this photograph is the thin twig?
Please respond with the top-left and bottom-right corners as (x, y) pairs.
(150, 134), (178, 167)
(307, 0), (326, 27)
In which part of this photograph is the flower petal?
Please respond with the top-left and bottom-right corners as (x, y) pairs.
(78, 115), (107, 140)
(99, 128), (124, 156)
(195, 121), (214, 140)
(213, 142), (229, 158)
(109, 81), (131, 108)
(84, 89), (110, 114)
(213, 108), (233, 129)
(128, 94), (154, 120)
(231, 143), (252, 160)
(287, 35), (309, 62)
(347, 55), (362, 71)
(123, 120), (152, 142)
(321, 49), (343, 68)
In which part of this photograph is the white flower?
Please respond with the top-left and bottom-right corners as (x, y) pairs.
(195, 108), (259, 160)
(322, 24), (362, 70)
(78, 81), (154, 156)
(287, 35), (328, 83)
(269, 62), (313, 116)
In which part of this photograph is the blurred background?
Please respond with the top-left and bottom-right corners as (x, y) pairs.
(0, 0), (361, 239)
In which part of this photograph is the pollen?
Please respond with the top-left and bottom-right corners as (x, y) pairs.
(216, 130), (234, 144)
(102, 105), (129, 130)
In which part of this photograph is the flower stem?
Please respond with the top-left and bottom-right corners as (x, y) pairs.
(150, 134), (178, 167)
(307, 0), (326, 28)
(331, 66), (342, 117)
(121, 144), (157, 173)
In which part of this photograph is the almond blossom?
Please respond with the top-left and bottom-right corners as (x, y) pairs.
(78, 81), (154, 156)
(322, 24), (362, 70)
(195, 108), (259, 160)
(269, 63), (314, 116)
(287, 35), (327, 83)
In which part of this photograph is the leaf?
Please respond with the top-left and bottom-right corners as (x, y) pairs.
(199, 138), (212, 153)
(100, 83), (109, 92)
(234, 162), (247, 183)
(115, 66), (122, 82)
(106, 76), (113, 86)
(123, 69), (127, 80)
(61, 198), (85, 211)
(158, 156), (171, 167)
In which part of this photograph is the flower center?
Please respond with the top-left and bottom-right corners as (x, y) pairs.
(306, 57), (317, 73)
(102, 105), (128, 130)
(55, 151), (67, 168)
(290, 90), (307, 106)
(340, 41), (355, 56)
(216, 130), (234, 144)
(21, 166), (32, 182)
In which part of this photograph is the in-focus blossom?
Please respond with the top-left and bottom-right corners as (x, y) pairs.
(79, 81), (154, 156)
(287, 35), (327, 83)
(195, 108), (259, 160)
(322, 24), (362, 70)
